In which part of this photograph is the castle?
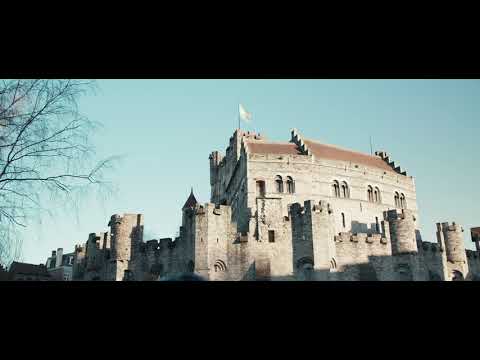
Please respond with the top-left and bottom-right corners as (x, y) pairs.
(71, 129), (480, 281)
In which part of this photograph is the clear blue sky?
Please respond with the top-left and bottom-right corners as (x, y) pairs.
(19, 79), (480, 264)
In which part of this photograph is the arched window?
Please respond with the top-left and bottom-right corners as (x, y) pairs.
(374, 187), (381, 203)
(330, 258), (337, 272)
(332, 180), (340, 198)
(452, 270), (464, 281)
(367, 185), (373, 202)
(275, 175), (283, 193)
(341, 181), (349, 198)
(400, 193), (406, 209)
(394, 192), (400, 207)
(286, 176), (295, 194)
(214, 260), (227, 272)
(341, 212), (346, 228)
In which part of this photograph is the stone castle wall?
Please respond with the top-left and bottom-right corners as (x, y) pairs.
(70, 129), (480, 282)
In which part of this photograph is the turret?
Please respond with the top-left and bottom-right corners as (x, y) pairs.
(385, 209), (417, 255)
(108, 214), (144, 261)
(290, 200), (336, 280)
(437, 222), (466, 264)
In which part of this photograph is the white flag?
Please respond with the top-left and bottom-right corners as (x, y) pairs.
(239, 104), (252, 123)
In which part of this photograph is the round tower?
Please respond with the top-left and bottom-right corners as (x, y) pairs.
(108, 213), (144, 262)
(386, 209), (417, 255)
(438, 222), (465, 263)
(109, 214), (129, 261)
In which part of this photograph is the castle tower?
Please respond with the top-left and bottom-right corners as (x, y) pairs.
(437, 222), (468, 280)
(209, 151), (223, 204)
(386, 209), (418, 255)
(290, 200), (336, 280)
(108, 213), (144, 281)
(72, 244), (86, 280)
(85, 232), (105, 272)
(385, 209), (426, 280)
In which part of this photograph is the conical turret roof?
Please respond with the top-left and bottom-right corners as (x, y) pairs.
(182, 188), (198, 210)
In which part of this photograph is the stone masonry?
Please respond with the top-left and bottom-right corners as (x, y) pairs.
(71, 129), (480, 281)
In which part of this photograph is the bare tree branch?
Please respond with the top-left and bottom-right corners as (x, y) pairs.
(0, 79), (115, 266)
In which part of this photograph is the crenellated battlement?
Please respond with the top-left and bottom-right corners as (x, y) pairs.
(334, 231), (388, 245)
(437, 221), (463, 234)
(421, 241), (443, 253)
(290, 200), (334, 216)
(436, 221), (466, 265)
(375, 151), (407, 176)
(385, 209), (417, 255)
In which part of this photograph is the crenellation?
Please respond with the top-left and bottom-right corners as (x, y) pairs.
(68, 128), (480, 281)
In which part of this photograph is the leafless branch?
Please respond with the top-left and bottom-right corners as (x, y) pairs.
(0, 79), (115, 266)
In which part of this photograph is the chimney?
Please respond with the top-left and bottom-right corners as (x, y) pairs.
(56, 248), (63, 268)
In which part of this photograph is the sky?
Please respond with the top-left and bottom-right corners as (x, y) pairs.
(18, 79), (480, 264)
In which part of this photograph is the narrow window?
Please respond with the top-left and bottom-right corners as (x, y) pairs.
(333, 180), (340, 198)
(256, 180), (266, 197)
(394, 192), (400, 207)
(341, 213), (346, 228)
(286, 176), (295, 194)
(375, 216), (380, 233)
(341, 181), (349, 198)
(374, 187), (381, 203)
(367, 186), (373, 202)
(275, 175), (283, 193)
(268, 230), (275, 243)
(400, 193), (406, 209)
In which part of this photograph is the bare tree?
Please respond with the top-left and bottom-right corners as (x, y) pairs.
(0, 79), (116, 266)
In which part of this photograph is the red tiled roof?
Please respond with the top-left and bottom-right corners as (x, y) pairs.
(246, 138), (396, 173)
(303, 140), (395, 173)
(246, 142), (301, 155)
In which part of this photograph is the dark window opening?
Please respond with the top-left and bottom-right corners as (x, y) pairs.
(256, 180), (266, 197)
(341, 213), (346, 228)
(394, 192), (400, 207)
(333, 180), (340, 198)
(268, 230), (275, 243)
(286, 176), (295, 194)
(367, 186), (373, 202)
(375, 217), (380, 233)
(341, 181), (349, 198)
(400, 193), (406, 209)
(275, 175), (283, 193)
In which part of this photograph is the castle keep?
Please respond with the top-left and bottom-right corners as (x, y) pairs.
(71, 129), (480, 281)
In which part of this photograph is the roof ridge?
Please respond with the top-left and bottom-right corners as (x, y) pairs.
(245, 140), (296, 145)
(303, 138), (376, 158)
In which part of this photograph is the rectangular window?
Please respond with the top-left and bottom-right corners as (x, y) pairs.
(256, 180), (266, 197)
(268, 230), (275, 243)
